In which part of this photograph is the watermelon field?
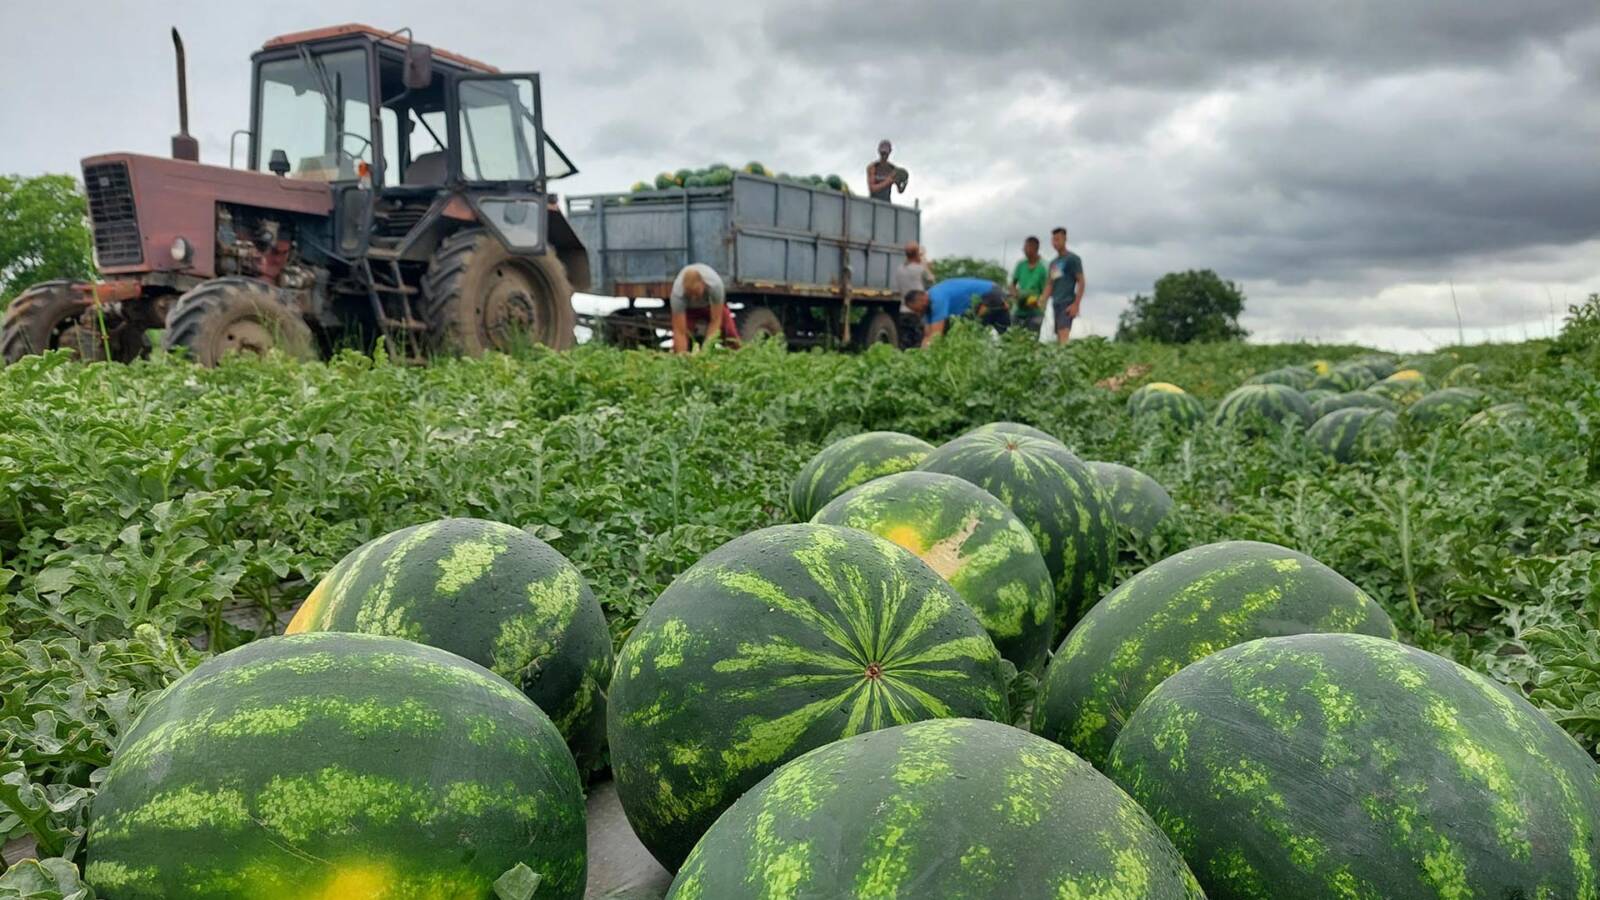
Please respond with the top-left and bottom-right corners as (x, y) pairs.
(2, 305), (1599, 897)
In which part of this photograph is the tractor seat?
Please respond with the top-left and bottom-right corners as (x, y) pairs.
(405, 152), (447, 185)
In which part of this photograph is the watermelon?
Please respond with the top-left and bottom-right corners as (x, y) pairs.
(1402, 386), (1490, 433)
(1033, 541), (1395, 768)
(668, 718), (1204, 900)
(1445, 362), (1488, 386)
(916, 430), (1116, 636)
(969, 420), (1060, 444)
(788, 431), (934, 521)
(1367, 371), (1432, 405)
(1308, 407), (1399, 462)
(1462, 402), (1532, 432)
(1310, 390), (1398, 419)
(607, 524), (1007, 870)
(286, 518), (613, 772)
(85, 633), (587, 899)
(1107, 633), (1600, 899)
(1085, 461), (1174, 540)
(1345, 354), (1399, 380)
(629, 181), (650, 193)
(813, 471), (1055, 672)
(1212, 384), (1315, 434)
(654, 172), (677, 190)
(1300, 388), (1336, 407)
(1129, 384), (1206, 430)
(1308, 359), (1333, 375)
(1246, 366), (1316, 390)
(1310, 362), (1377, 393)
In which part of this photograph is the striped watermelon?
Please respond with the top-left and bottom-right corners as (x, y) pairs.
(1085, 461), (1174, 540)
(1462, 402), (1532, 432)
(1401, 387), (1490, 433)
(1128, 384), (1206, 430)
(1348, 354), (1399, 380)
(85, 633), (587, 899)
(1245, 366), (1316, 390)
(1310, 362), (1377, 393)
(1308, 407), (1399, 462)
(1300, 388), (1336, 407)
(789, 431), (934, 521)
(285, 518), (613, 771)
(1310, 390), (1398, 419)
(1445, 362), (1488, 386)
(1033, 541), (1395, 768)
(607, 524), (1007, 870)
(917, 430), (1116, 636)
(668, 718), (1204, 900)
(970, 421), (1060, 443)
(1212, 384), (1315, 434)
(1368, 369), (1432, 405)
(813, 471), (1055, 672)
(1107, 633), (1600, 899)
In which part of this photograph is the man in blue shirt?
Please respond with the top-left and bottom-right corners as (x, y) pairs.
(903, 277), (1007, 346)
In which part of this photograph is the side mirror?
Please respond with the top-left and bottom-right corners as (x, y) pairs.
(403, 43), (434, 90)
(268, 150), (291, 177)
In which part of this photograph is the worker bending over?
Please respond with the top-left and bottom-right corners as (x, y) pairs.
(903, 277), (1008, 347)
(670, 263), (741, 353)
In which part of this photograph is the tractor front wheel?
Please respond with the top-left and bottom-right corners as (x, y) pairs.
(423, 229), (576, 355)
(161, 277), (317, 366)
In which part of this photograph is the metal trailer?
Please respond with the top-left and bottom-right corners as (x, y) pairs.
(564, 174), (921, 349)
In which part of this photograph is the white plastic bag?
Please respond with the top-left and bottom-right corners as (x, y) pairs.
(1038, 299), (1055, 342)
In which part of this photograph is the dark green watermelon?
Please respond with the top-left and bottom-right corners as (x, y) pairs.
(1033, 541), (1395, 768)
(1085, 461), (1174, 540)
(969, 421), (1061, 444)
(1212, 384), (1315, 434)
(668, 718), (1204, 899)
(1128, 384), (1206, 430)
(1308, 407), (1399, 462)
(917, 430), (1116, 635)
(813, 471), (1055, 672)
(1402, 387), (1490, 433)
(1300, 388), (1336, 407)
(1246, 366), (1316, 390)
(789, 431), (934, 521)
(1310, 362), (1378, 393)
(1348, 354), (1400, 380)
(1310, 390), (1399, 420)
(85, 633), (587, 899)
(607, 524), (1007, 870)
(286, 518), (613, 772)
(1107, 633), (1600, 899)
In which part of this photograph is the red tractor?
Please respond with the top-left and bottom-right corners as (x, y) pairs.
(2, 24), (590, 365)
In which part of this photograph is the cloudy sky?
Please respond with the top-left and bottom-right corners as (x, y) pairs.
(2, 1), (1596, 349)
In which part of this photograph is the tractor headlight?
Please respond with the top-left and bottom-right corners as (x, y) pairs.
(170, 236), (192, 263)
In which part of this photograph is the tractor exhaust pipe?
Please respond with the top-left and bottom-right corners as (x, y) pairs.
(170, 28), (200, 162)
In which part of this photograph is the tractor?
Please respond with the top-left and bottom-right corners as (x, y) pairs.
(1, 24), (590, 365)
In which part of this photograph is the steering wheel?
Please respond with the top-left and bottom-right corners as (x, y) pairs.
(337, 131), (373, 170)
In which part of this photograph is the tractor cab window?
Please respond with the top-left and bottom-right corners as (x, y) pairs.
(256, 49), (372, 181)
(457, 78), (541, 182)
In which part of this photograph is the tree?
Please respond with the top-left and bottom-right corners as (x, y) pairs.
(0, 174), (95, 309)
(1115, 269), (1249, 343)
(930, 255), (1006, 284)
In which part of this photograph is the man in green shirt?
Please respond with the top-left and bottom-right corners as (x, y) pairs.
(1009, 236), (1049, 333)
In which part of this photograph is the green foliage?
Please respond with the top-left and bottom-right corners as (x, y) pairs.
(929, 256), (1006, 284)
(0, 175), (95, 308)
(1, 325), (1597, 880)
(1116, 269), (1249, 343)
(1548, 292), (1600, 360)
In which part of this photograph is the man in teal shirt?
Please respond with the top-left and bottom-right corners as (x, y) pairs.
(1044, 226), (1085, 342)
(1010, 236), (1049, 333)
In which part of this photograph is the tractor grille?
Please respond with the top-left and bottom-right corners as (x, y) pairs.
(82, 162), (143, 267)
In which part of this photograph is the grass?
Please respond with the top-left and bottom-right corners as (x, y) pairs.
(0, 309), (1596, 879)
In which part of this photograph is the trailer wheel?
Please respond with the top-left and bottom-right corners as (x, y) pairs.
(162, 277), (317, 366)
(854, 309), (900, 349)
(738, 305), (784, 344)
(1, 282), (91, 364)
(424, 229), (576, 355)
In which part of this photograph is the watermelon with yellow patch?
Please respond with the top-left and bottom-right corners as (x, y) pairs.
(916, 430), (1116, 636)
(607, 524), (1008, 870)
(85, 633), (587, 899)
(1367, 368), (1432, 405)
(1032, 540), (1395, 768)
(813, 471), (1055, 672)
(668, 718), (1205, 900)
(286, 518), (613, 772)
(1106, 633), (1600, 900)
(788, 431), (935, 521)
(1128, 383), (1206, 430)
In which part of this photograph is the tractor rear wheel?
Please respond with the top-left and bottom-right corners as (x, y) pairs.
(854, 309), (900, 349)
(738, 305), (784, 344)
(2, 282), (91, 363)
(161, 277), (317, 366)
(422, 229), (576, 355)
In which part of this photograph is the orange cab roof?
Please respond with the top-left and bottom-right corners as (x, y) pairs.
(261, 23), (500, 73)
